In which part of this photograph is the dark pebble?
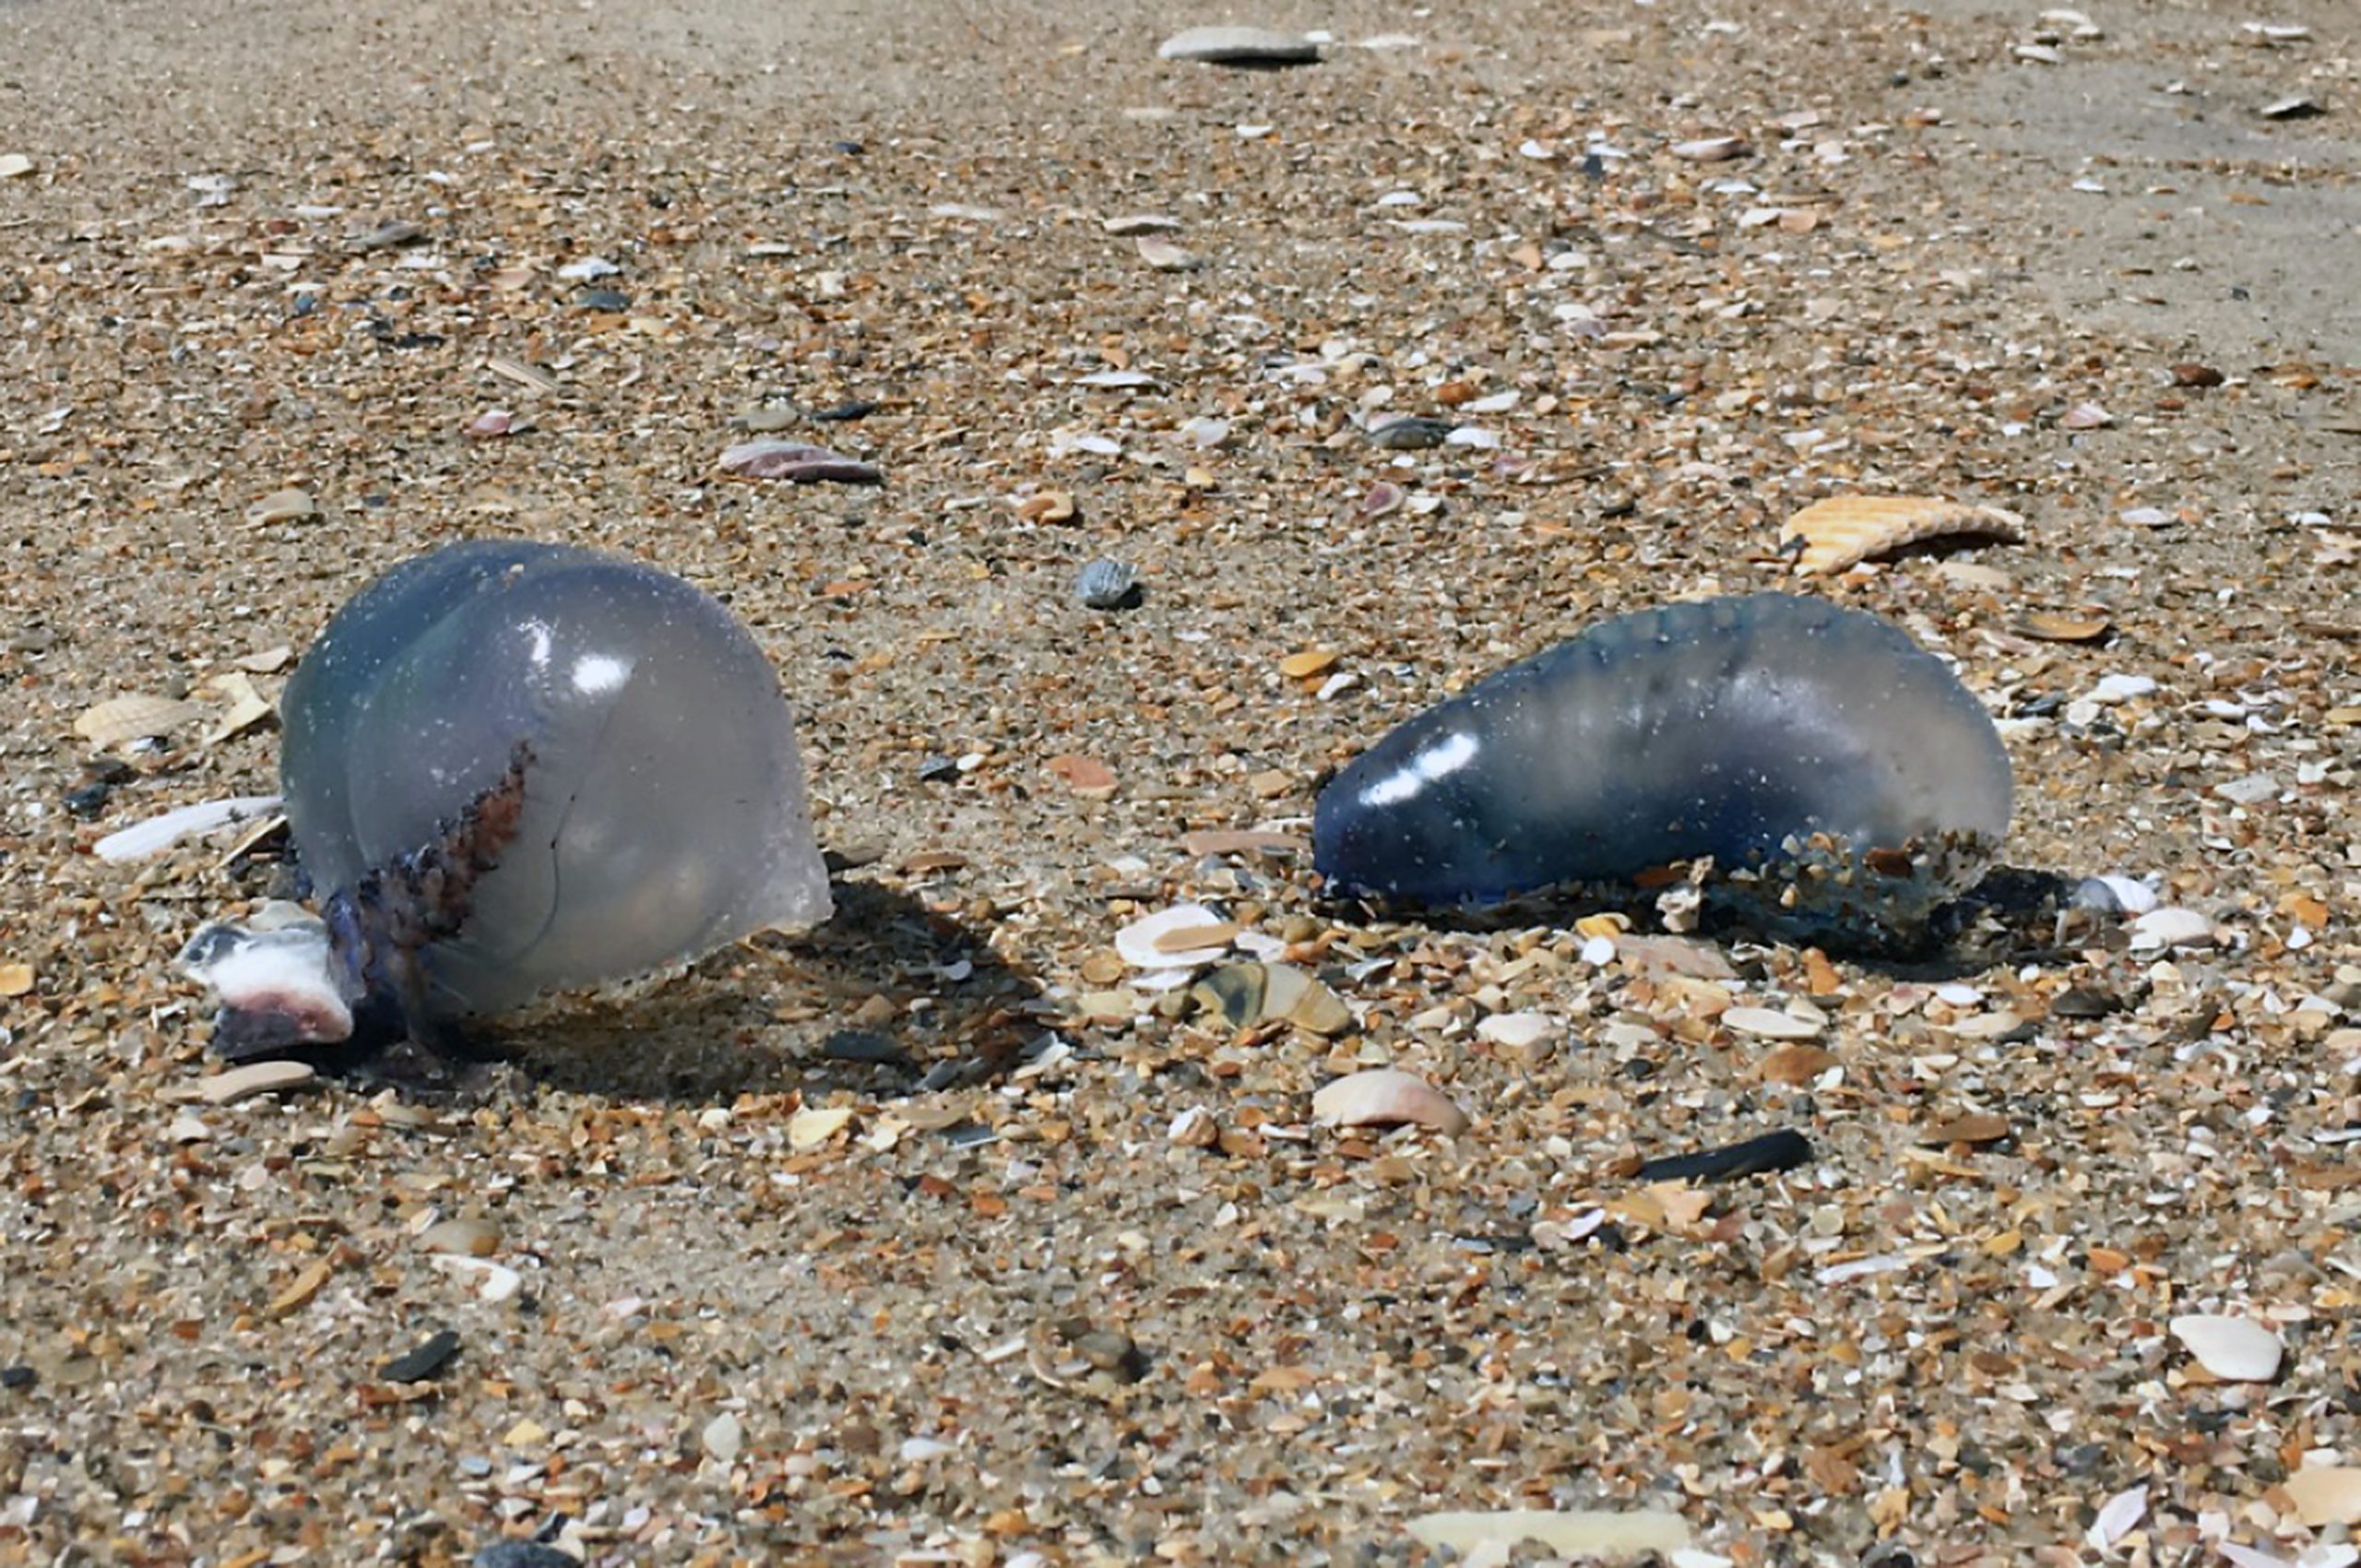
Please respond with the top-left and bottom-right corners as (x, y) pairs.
(916, 755), (959, 783)
(811, 398), (878, 422)
(380, 1327), (462, 1384)
(0, 1366), (35, 1391)
(1369, 415), (1454, 451)
(820, 1029), (912, 1069)
(575, 289), (631, 312)
(64, 781), (112, 818)
(1634, 1128), (1812, 1182)
(472, 1543), (579, 1568)
(2051, 986), (2123, 1018)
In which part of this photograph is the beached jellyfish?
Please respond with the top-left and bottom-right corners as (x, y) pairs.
(182, 540), (832, 1054)
(1312, 593), (2011, 933)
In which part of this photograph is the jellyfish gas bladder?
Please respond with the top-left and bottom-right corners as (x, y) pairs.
(181, 540), (832, 1054)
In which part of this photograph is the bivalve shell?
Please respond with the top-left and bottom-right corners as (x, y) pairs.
(1311, 1068), (1470, 1135)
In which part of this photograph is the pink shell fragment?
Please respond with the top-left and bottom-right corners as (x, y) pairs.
(718, 439), (884, 485)
(1311, 1068), (1471, 1135)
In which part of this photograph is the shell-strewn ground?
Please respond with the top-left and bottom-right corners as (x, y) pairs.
(4, 0), (2360, 1562)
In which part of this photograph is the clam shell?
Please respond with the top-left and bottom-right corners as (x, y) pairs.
(1311, 1068), (1470, 1135)
(1780, 495), (2024, 575)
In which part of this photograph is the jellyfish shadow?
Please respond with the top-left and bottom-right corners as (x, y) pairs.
(316, 875), (1046, 1103)
(1325, 861), (2078, 982)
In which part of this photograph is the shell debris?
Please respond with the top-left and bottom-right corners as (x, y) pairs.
(1779, 495), (2025, 575)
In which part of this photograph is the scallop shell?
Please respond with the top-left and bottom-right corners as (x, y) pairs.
(1780, 495), (2024, 575)
(75, 694), (205, 749)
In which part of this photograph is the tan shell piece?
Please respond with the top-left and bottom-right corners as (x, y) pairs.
(1780, 495), (2025, 575)
(74, 694), (206, 749)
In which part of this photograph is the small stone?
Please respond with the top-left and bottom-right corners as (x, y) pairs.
(1102, 213), (1181, 235)
(2059, 401), (2114, 430)
(348, 219), (423, 251)
(473, 1543), (580, 1568)
(1192, 964), (1266, 1028)
(418, 1218), (502, 1257)
(2169, 1314), (2284, 1382)
(574, 287), (631, 312)
(1169, 1106), (1220, 1146)
(380, 1328), (462, 1384)
(1157, 26), (1322, 66)
(1370, 415), (1453, 450)
(1074, 557), (1142, 610)
(702, 1410), (744, 1464)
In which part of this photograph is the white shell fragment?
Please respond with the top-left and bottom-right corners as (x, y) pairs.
(2169, 1314), (2284, 1382)
(1157, 26), (1322, 66)
(93, 793), (285, 863)
(1476, 1012), (1557, 1051)
(1405, 1510), (1690, 1556)
(1114, 904), (1236, 968)
(1721, 1006), (1822, 1040)
(2130, 907), (2217, 951)
(1311, 1068), (1470, 1135)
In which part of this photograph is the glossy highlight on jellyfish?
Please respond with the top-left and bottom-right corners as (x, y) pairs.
(184, 540), (831, 1053)
(1311, 593), (2012, 932)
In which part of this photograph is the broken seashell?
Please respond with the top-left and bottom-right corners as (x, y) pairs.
(76, 694), (206, 750)
(1311, 1067), (1469, 1134)
(1134, 235), (1200, 271)
(1406, 1510), (1688, 1556)
(1780, 495), (2025, 575)
(718, 439), (883, 484)
(2169, 1314), (2284, 1382)
(1113, 904), (1235, 969)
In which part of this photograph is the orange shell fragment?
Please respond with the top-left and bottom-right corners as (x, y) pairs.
(1780, 495), (2025, 575)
